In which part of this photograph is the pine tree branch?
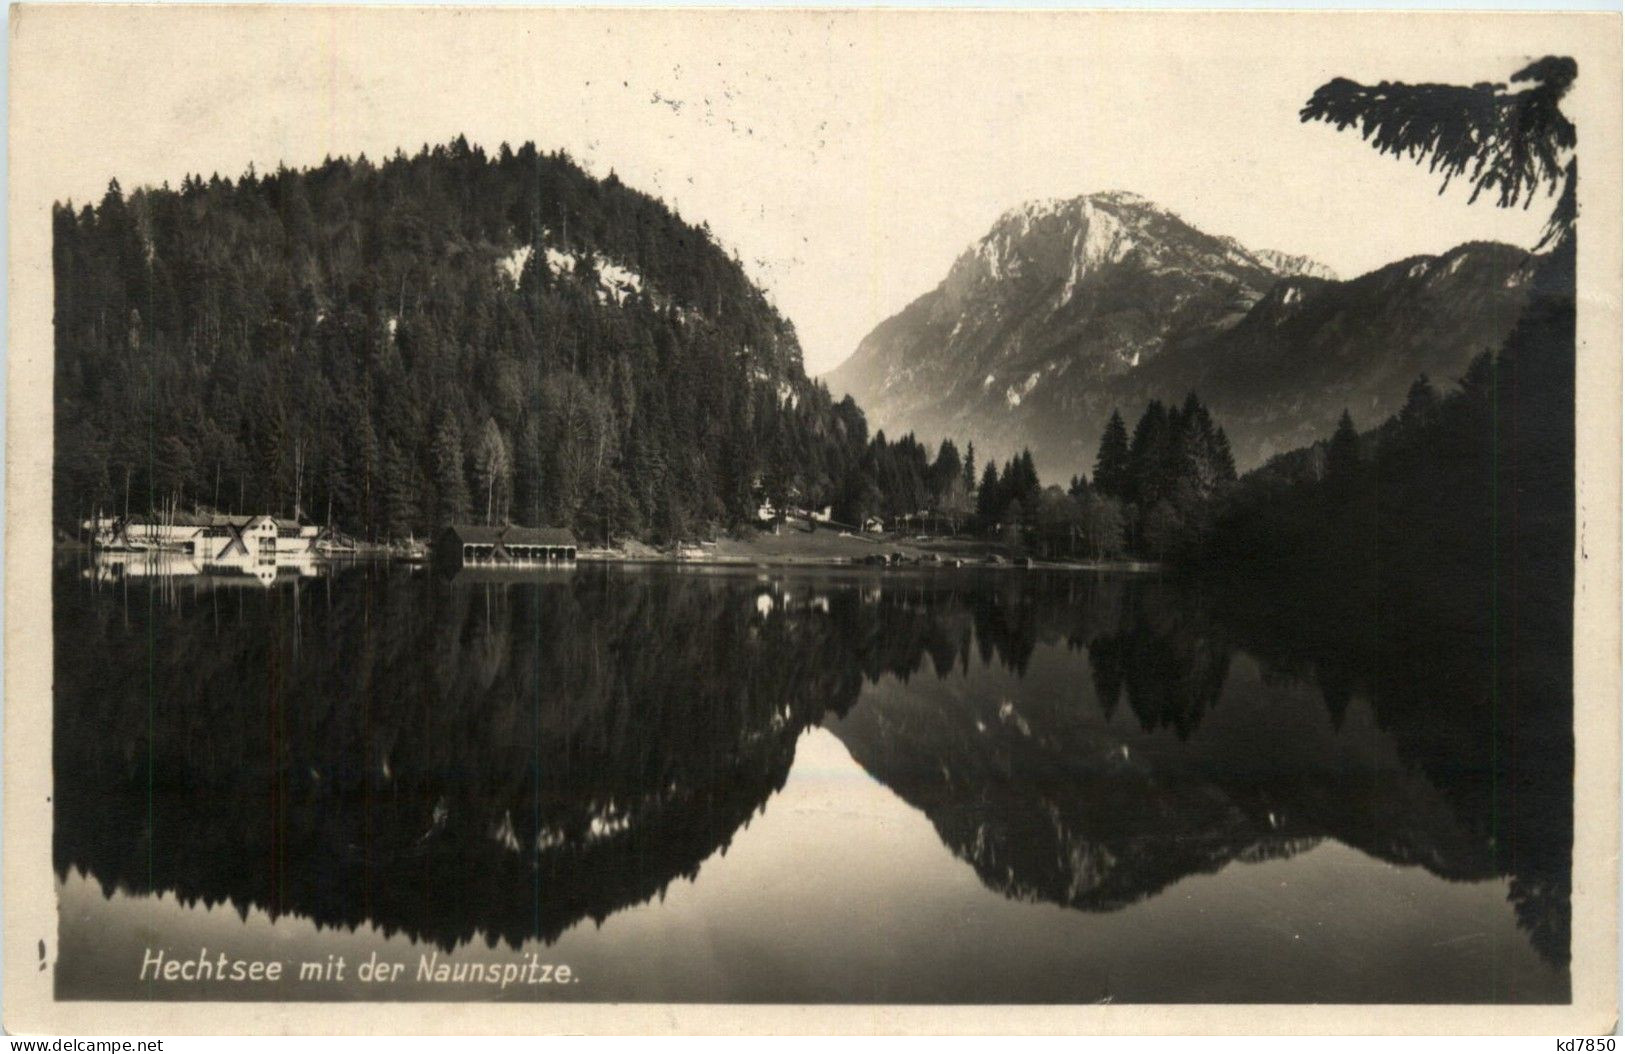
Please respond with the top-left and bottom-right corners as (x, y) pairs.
(1301, 57), (1577, 241)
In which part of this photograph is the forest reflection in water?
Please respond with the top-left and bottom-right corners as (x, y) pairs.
(52, 559), (1571, 1002)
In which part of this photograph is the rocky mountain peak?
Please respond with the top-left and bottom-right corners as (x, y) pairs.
(945, 193), (1332, 314)
(826, 188), (1533, 482)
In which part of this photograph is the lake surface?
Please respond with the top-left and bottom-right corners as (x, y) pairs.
(52, 559), (1571, 1003)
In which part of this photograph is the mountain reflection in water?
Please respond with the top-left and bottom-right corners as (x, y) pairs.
(53, 560), (1570, 1001)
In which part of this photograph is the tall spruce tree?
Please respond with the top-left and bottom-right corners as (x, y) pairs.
(975, 460), (1002, 526)
(1325, 410), (1361, 495)
(431, 412), (470, 526)
(1127, 401), (1170, 506)
(1093, 411), (1131, 498)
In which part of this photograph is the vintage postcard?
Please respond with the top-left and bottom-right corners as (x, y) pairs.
(4, 5), (1620, 1035)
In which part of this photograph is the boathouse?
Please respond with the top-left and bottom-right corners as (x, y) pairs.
(436, 524), (578, 567)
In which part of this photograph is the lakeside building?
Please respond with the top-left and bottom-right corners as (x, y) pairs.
(756, 501), (837, 527)
(893, 509), (958, 535)
(94, 513), (319, 559)
(436, 524), (578, 568)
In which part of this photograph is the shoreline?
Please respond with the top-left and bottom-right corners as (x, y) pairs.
(57, 540), (1159, 575)
(50, 535), (1163, 574)
(575, 550), (1161, 574)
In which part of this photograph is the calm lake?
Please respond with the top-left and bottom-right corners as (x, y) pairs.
(52, 559), (1571, 1003)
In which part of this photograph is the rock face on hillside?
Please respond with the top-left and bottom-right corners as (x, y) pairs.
(826, 192), (1534, 477)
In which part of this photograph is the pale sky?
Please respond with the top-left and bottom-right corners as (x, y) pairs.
(17, 8), (1595, 374)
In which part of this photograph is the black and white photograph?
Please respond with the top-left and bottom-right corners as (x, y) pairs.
(4, 5), (1620, 1035)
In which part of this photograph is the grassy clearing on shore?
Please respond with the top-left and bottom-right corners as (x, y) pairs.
(581, 521), (1158, 572)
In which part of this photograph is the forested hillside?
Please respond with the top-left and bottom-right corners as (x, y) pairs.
(52, 138), (965, 542)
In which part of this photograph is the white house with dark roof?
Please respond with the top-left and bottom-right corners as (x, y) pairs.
(97, 513), (317, 561)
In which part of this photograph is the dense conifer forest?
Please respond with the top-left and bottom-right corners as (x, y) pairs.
(51, 138), (987, 544)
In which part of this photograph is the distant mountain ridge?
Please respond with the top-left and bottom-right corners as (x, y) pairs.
(1119, 240), (1535, 467)
(825, 191), (1534, 477)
